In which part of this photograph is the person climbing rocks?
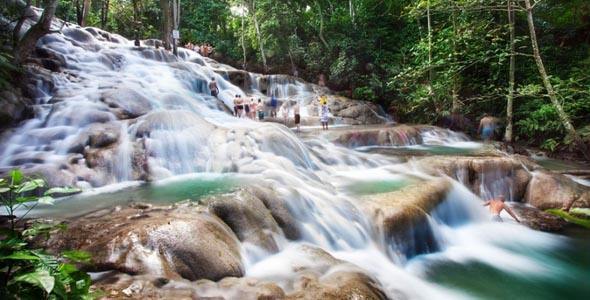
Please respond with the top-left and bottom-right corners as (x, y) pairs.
(478, 114), (499, 142)
(270, 94), (278, 118)
(483, 195), (520, 223)
(257, 99), (264, 120)
(294, 102), (301, 132)
(209, 77), (219, 98)
(320, 95), (329, 130)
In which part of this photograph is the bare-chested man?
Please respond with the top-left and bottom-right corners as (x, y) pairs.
(478, 114), (498, 142)
(483, 195), (520, 223)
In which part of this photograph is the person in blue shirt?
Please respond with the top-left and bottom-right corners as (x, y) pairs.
(270, 94), (278, 118)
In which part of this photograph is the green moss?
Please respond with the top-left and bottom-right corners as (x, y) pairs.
(546, 209), (590, 229)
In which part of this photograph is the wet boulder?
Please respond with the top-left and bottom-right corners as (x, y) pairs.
(205, 189), (282, 252)
(330, 125), (424, 148)
(45, 203), (244, 281)
(101, 87), (153, 119)
(225, 70), (252, 90)
(286, 270), (387, 300)
(507, 202), (567, 232)
(249, 186), (301, 240)
(416, 156), (535, 202)
(0, 90), (33, 128)
(359, 178), (452, 257)
(524, 171), (590, 210)
(87, 122), (121, 148)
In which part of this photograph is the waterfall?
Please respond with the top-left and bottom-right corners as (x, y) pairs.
(3, 21), (587, 300)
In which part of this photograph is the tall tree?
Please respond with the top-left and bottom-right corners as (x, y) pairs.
(240, 2), (246, 69)
(74, 0), (91, 27)
(160, 0), (172, 50)
(504, 0), (515, 142)
(523, 0), (589, 159)
(248, 0), (267, 72)
(100, 0), (110, 28)
(426, 0), (433, 98)
(14, 0), (58, 65)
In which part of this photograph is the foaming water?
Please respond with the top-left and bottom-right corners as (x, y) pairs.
(4, 22), (588, 299)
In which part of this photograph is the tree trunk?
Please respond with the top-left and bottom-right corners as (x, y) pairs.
(316, 1), (329, 49)
(505, 0), (515, 142)
(451, 8), (460, 113)
(524, 0), (589, 159)
(14, 0), (58, 65)
(13, 0), (32, 49)
(250, 0), (267, 72)
(241, 5), (246, 69)
(81, 0), (91, 27)
(426, 0), (433, 98)
(172, 0), (179, 56)
(101, 0), (110, 28)
(159, 0), (172, 50)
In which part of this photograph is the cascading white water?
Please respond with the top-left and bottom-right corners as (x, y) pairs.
(2, 20), (587, 299)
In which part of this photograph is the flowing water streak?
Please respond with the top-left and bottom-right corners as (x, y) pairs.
(0, 24), (583, 299)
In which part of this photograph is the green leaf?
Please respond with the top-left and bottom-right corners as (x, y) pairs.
(16, 196), (39, 203)
(62, 250), (92, 263)
(0, 187), (9, 193)
(44, 187), (81, 196)
(16, 179), (44, 194)
(1, 250), (41, 261)
(10, 169), (23, 185)
(12, 268), (55, 294)
(37, 196), (55, 205)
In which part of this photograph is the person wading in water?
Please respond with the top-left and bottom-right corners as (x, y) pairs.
(319, 95), (329, 130)
(478, 114), (499, 142)
(483, 195), (520, 223)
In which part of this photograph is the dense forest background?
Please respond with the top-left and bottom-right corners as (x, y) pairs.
(2, 0), (590, 156)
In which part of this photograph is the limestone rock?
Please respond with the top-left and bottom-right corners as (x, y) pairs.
(101, 87), (153, 119)
(416, 156), (536, 202)
(507, 202), (567, 232)
(45, 203), (244, 281)
(206, 189), (282, 252)
(359, 178), (452, 257)
(524, 171), (590, 210)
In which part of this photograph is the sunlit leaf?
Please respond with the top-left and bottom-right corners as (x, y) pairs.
(37, 196), (55, 205)
(12, 268), (55, 294)
(44, 187), (81, 196)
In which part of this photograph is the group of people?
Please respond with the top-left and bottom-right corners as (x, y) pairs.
(184, 42), (214, 57)
(232, 95), (264, 120)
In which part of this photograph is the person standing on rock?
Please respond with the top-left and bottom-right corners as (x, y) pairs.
(483, 195), (520, 223)
(478, 114), (499, 142)
(249, 98), (257, 119)
(294, 102), (301, 132)
(257, 99), (264, 121)
(320, 95), (329, 130)
(209, 78), (219, 98)
(233, 94), (240, 117)
(283, 103), (291, 126)
(270, 94), (278, 118)
(244, 96), (251, 118)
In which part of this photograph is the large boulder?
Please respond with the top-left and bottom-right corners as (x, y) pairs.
(329, 125), (426, 148)
(45, 203), (244, 281)
(524, 171), (590, 210)
(0, 90), (33, 128)
(249, 186), (301, 240)
(100, 87), (153, 119)
(506, 202), (567, 232)
(359, 178), (452, 257)
(92, 244), (387, 300)
(205, 189), (282, 252)
(416, 156), (535, 202)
